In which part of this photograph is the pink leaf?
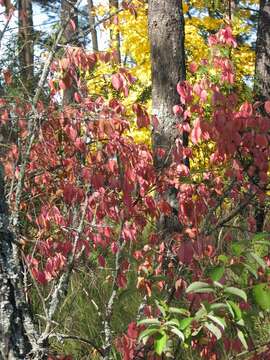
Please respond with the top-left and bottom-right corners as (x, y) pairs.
(173, 104), (184, 116)
(190, 118), (202, 144)
(264, 100), (270, 114)
(69, 19), (76, 32)
(112, 73), (124, 91)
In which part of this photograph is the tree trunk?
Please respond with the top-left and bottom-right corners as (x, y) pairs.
(109, 0), (121, 63)
(255, 0), (270, 103)
(148, 0), (186, 234)
(61, 0), (79, 105)
(254, 0), (270, 232)
(18, 0), (34, 92)
(87, 0), (99, 52)
(0, 165), (38, 359)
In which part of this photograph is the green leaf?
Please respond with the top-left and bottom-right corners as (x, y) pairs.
(195, 306), (208, 321)
(224, 287), (247, 302)
(244, 263), (258, 279)
(252, 283), (270, 310)
(170, 327), (185, 342)
(186, 281), (212, 293)
(209, 303), (227, 311)
(207, 315), (226, 330)
(230, 263), (244, 276)
(155, 300), (167, 317)
(204, 322), (222, 340)
(138, 328), (159, 343)
(189, 288), (215, 293)
(252, 232), (270, 243)
(179, 317), (193, 330)
(137, 318), (161, 326)
(226, 300), (242, 321)
(168, 307), (190, 316)
(208, 266), (225, 281)
(254, 240), (270, 246)
(237, 329), (248, 350)
(154, 332), (167, 355)
(231, 243), (244, 256)
(213, 281), (224, 289)
(192, 325), (203, 336)
(237, 319), (245, 327)
(249, 252), (266, 269)
(164, 319), (180, 327)
(218, 255), (229, 264)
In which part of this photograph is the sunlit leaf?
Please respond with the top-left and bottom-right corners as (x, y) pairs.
(252, 283), (270, 310)
(224, 287), (247, 302)
(204, 322), (222, 340)
(186, 282), (214, 294)
(154, 332), (167, 355)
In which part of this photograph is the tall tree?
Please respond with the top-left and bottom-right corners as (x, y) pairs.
(0, 165), (38, 359)
(254, 0), (270, 232)
(61, 0), (79, 104)
(88, 0), (99, 52)
(18, 0), (34, 92)
(148, 0), (186, 235)
(255, 0), (270, 102)
(109, 0), (121, 63)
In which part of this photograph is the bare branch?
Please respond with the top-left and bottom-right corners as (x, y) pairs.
(37, 185), (90, 345)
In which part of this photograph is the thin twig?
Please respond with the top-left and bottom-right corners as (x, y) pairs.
(205, 191), (257, 235)
(49, 333), (105, 357)
(38, 185), (90, 345)
(11, 2), (81, 233)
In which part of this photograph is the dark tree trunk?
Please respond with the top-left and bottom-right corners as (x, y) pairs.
(109, 0), (121, 63)
(18, 0), (34, 92)
(148, 0), (186, 235)
(61, 0), (79, 105)
(254, 0), (270, 232)
(88, 0), (99, 52)
(255, 0), (270, 103)
(0, 165), (38, 359)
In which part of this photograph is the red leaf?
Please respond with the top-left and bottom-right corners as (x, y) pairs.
(239, 102), (253, 117)
(98, 255), (106, 267)
(152, 115), (159, 129)
(158, 199), (172, 216)
(264, 100), (270, 114)
(127, 322), (138, 339)
(59, 79), (67, 90)
(189, 62), (198, 74)
(112, 73), (124, 91)
(3, 69), (12, 84)
(255, 134), (268, 148)
(63, 184), (79, 204)
(74, 92), (81, 103)
(32, 268), (47, 285)
(177, 241), (194, 265)
(111, 242), (118, 254)
(133, 103), (150, 128)
(173, 104), (184, 116)
(69, 19), (76, 32)
(65, 125), (77, 141)
(117, 273), (127, 288)
(190, 118), (202, 144)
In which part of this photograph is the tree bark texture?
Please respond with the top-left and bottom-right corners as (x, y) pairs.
(255, 0), (270, 102)
(148, 0), (186, 234)
(109, 0), (121, 63)
(87, 0), (99, 52)
(0, 165), (37, 359)
(254, 0), (270, 232)
(18, 0), (34, 91)
(61, 0), (79, 104)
